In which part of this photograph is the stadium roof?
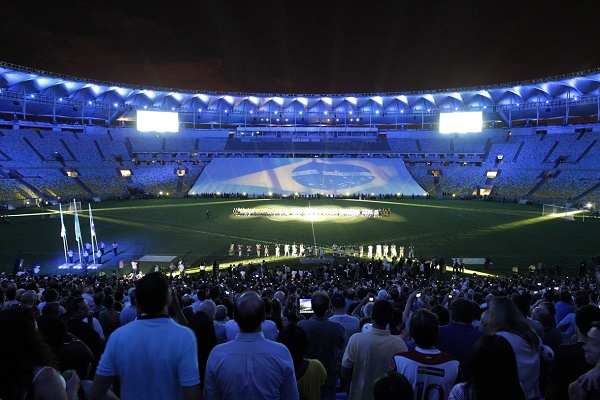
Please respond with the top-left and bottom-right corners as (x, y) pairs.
(1, 61), (599, 128)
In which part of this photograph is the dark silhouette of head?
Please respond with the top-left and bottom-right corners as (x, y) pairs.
(135, 272), (169, 315)
(373, 371), (414, 400)
(277, 323), (309, 369)
(371, 300), (394, 328)
(310, 291), (330, 317)
(449, 297), (477, 324)
(409, 309), (439, 349)
(466, 334), (526, 400)
(234, 291), (265, 333)
(576, 305), (600, 336)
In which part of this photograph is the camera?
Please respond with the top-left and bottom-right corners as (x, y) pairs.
(416, 292), (422, 298)
(368, 297), (374, 302)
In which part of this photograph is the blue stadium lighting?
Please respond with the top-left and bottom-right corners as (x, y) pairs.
(249, 111), (253, 114)
(59, 98), (63, 101)
(375, 110), (380, 114)
(324, 111), (328, 115)
(144, 106), (147, 109)
(299, 111), (303, 115)
(114, 103), (118, 107)
(349, 111), (353, 115)
(88, 101), (92, 105)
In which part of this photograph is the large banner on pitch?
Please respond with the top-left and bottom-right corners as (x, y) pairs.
(189, 158), (424, 196)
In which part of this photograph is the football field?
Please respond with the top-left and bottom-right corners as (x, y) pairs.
(0, 197), (598, 278)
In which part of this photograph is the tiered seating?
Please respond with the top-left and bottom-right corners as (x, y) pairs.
(21, 169), (86, 197)
(129, 135), (164, 152)
(452, 137), (488, 153)
(21, 131), (69, 161)
(77, 169), (128, 195)
(577, 141), (600, 168)
(96, 131), (131, 162)
(387, 138), (419, 152)
(198, 138), (228, 152)
(0, 179), (37, 200)
(514, 136), (557, 167)
(491, 169), (540, 197)
(0, 131), (44, 166)
(438, 168), (487, 195)
(485, 142), (522, 163)
(181, 170), (202, 191)
(534, 170), (599, 200)
(165, 137), (197, 152)
(130, 168), (179, 194)
(407, 168), (434, 193)
(419, 138), (451, 153)
(62, 136), (105, 164)
(547, 133), (594, 163)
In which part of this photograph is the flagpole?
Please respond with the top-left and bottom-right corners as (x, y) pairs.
(74, 200), (82, 266)
(89, 203), (97, 265)
(59, 203), (68, 264)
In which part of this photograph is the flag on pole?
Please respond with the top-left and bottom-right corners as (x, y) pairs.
(59, 203), (66, 238)
(89, 204), (96, 237)
(74, 201), (82, 242)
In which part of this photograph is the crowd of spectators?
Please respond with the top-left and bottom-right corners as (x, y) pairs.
(0, 256), (599, 399)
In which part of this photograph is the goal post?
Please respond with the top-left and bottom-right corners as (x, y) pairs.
(542, 203), (582, 221)
(67, 201), (83, 213)
(542, 204), (559, 216)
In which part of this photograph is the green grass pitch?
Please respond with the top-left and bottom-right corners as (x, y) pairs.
(1, 197), (598, 278)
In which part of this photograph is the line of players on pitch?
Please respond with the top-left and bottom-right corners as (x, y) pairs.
(229, 242), (416, 260)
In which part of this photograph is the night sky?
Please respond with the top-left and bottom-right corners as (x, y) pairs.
(3, 1), (600, 94)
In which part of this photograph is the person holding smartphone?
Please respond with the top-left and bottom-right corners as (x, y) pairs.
(298, 292), (345, 400)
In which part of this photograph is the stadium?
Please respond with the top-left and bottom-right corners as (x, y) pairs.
(0, 61), (599, 276)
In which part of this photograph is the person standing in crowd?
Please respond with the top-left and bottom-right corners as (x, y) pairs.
(547, 305), (600, 400)
(178, 259), (185, 278)
(0, 306), (80, 400)
(569, 321), (600, 400)
(449, 334), (526, 400)
(487, 296), (544, 400)
(391, 309), (461, 399)
(436, 297), (485, 378)
(277, 323), (327, 400)
(373, 372), (414, 400)
(119, 289), (137, 326)
(204, 291), (299, 400)
(298, 292), (345, 400)
(131, 259), (138, 276)
(567, 256), (600, 399)
(90, 273), (201, 400)
(341, 300), (407, 400)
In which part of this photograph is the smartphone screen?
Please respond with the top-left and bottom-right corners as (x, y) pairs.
(298, 298), (313, 314)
